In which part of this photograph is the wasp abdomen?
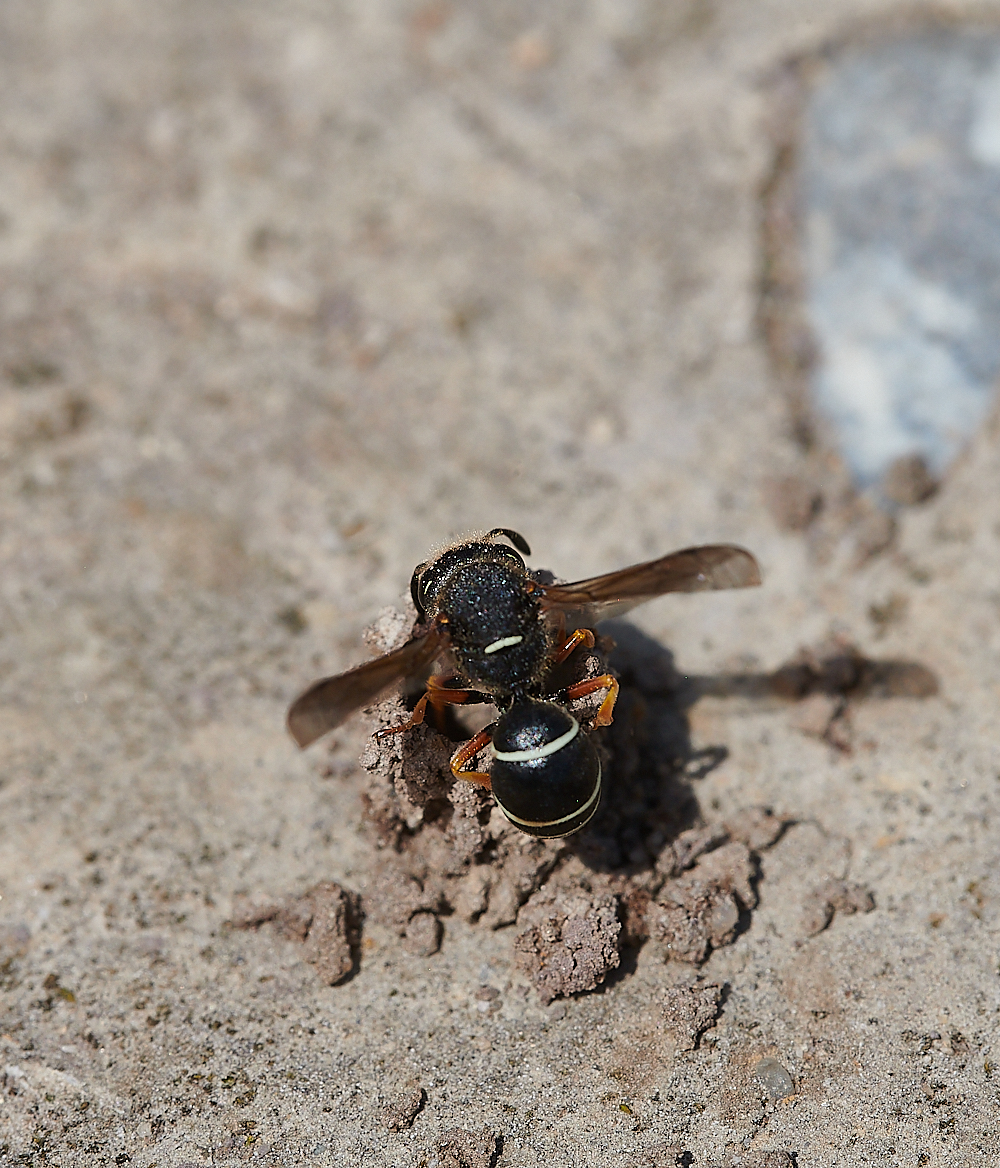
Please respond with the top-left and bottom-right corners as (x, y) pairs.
(489, 698), (602, 839)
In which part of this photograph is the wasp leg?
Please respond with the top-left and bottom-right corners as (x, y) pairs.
(375, 675), (488, 738)
(563, 673), (620, 728)
(550, 626), (596, 666)
(450, 728), (494, 789)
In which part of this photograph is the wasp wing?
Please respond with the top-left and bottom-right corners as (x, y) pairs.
(287, 623), (448, 748)
(539, 544), (761, 624)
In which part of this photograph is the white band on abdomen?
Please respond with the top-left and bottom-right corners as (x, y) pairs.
(497, 763), (601, 829)
(491, 718), (579, 762)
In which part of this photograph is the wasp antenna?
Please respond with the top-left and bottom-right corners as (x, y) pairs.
(487, 528), (531, 556)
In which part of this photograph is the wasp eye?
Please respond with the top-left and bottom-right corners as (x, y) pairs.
(410, 562), (428, 615)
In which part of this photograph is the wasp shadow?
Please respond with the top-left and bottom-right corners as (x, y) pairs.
(570, 619), (939, 876)
(569, 620), (701, 874)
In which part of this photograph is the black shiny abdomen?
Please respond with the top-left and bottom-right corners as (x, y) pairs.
(490, 699), (602, 838)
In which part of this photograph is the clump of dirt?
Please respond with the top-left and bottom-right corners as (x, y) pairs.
(801, 878), (875, 937)
(378, 1086), (426, 1132)
(245, 610), (910, 1001)
(661, 980), (724, 1051)
(514, 886), (622, 1004)
(435, 1126), (501, 1168)
(345, 603), (789, 1002)
(229, 881), (362, 985)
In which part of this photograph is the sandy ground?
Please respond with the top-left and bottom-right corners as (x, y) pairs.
(2, 2), (1000, 1165)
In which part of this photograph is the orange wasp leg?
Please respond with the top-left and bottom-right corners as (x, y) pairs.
(550, 626), (596, 666)
(450, 729), (494, 789)
(375, 674), (479, 738)
(563, 673), (620, 728)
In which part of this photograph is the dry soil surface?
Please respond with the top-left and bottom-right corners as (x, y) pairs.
(1, 3), (1000, 1166)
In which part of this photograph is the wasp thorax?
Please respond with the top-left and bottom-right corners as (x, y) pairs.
(489, 698), (602, 839)
(430, 560), (550, 695)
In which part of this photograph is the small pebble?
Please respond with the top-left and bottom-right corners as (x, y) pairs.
(378, 1086), (426, 1132)
(755, 1057), (795, 1100)
(402, 911), (442, 957)
(436, 1126), (500, 1168)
